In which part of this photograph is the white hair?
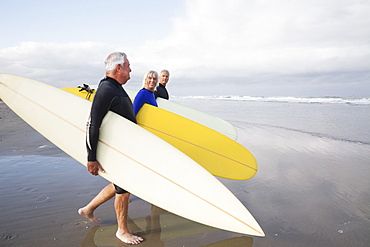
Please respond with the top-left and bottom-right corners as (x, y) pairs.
(104, 52), (127, 72)
(142, 70), (158, 87)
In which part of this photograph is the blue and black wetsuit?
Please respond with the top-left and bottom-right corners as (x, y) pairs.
(133, 88), (158, 115)
(86, 76), (136, 194)
(154, 84), (169, 100)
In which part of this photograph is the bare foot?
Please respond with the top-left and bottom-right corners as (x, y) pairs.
(78, 207), (100, 222)
(116, 232), (143, 245)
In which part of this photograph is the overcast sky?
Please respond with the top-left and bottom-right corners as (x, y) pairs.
(1, 0), (369, 96)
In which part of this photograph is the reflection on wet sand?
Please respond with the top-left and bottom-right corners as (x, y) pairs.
(80, 205), (253, 247)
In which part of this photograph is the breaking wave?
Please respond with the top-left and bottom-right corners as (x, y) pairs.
(179, 95), (370, 105)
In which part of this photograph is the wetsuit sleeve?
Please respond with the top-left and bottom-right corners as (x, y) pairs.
(86, 85), (115, 161)
(133, 90), (158, 116)
(133, 90), (147, 116)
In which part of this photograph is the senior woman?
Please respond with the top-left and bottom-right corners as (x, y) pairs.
(133, 70), (159, 115)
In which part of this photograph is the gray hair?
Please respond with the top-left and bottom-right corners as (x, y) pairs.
(142, 70), (158, 87)
(161, 69), (170, 75)
(105, 52), (127, 72)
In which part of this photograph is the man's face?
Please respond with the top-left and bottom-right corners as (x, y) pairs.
(159, 71), (170, 86)
(118, 57), (131, 85)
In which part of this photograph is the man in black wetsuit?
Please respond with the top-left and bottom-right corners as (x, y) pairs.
(154, 69), (170, 100)
(78, 52), (143, 245)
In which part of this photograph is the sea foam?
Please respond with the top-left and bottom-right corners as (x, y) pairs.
(177, 95), (370, 105)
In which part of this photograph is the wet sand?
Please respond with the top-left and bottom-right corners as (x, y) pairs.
(1, 99), (370, 246)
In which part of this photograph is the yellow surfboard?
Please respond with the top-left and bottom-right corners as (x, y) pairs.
(62, 86), (257, 180)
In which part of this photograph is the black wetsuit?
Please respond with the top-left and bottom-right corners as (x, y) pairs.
(86, 76), (136, 194)
(154, 84), (169, 100)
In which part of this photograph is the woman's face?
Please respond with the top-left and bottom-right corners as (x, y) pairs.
(145, 73), (158, 92)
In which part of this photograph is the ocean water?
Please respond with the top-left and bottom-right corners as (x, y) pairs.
(1, 96), (370, 246)
(174, 95), (370, 144)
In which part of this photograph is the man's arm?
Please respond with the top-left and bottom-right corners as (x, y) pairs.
(86, 84), (114, 166)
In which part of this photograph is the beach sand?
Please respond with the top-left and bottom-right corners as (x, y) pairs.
(1, 98), (370, 247)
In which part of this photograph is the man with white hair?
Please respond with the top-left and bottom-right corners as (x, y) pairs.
(78, 52), (144, 245)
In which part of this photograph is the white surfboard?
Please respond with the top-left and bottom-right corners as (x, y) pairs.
(0, 74), (263, 236)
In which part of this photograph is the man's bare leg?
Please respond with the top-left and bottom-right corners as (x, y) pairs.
(115, 192), (144, 244)
(78, 183), (116, 222)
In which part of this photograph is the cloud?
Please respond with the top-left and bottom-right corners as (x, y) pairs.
(134, 0), (370, 93)
(0, 42), (121, 87)
(1, 0), (369, 96)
